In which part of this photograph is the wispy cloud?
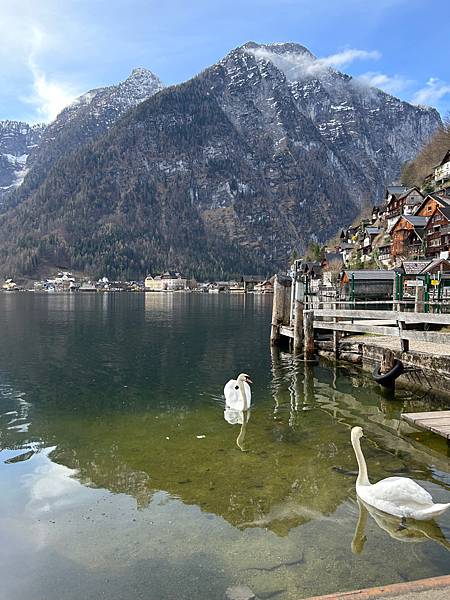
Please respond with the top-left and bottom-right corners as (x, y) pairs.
(412, 77), (450, 106)
(248, 45), (380, 81)
(358, 71), (413, 96)
(320, 49), (380, 69)
(21, 27), (78, 123)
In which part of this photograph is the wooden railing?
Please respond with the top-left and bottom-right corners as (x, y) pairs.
(313, 308), (450, 350)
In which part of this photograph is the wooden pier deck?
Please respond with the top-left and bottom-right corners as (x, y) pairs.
(402, 411), (450, 441)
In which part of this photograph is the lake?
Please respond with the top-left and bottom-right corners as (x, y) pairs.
(0, 292), (449, 600)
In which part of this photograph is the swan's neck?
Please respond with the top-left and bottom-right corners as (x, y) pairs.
(238, 380), (248, 410)
(352, 435), (370, 486)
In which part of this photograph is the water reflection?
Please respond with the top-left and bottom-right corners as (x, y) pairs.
(1, 294), (450, 600)
(352, 498), (450, 554)
(224, 408), (250, 451)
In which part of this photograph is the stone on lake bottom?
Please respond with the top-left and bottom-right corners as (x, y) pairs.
(225, 584), (257, 600)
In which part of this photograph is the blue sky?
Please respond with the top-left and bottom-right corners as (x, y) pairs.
(1, 0), (449, 123)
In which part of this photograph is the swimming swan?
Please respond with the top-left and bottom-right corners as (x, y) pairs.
(351, 426), (450, 520)
(224, 373), (252, 411)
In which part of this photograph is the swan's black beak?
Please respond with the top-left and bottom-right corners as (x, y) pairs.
(246, 377), (253, 384)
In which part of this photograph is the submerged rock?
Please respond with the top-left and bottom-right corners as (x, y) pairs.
(225, 584), (257, 600)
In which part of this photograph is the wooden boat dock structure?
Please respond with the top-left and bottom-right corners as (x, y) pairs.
(270, 273), (450, 442)
(401, 411), (450, 442)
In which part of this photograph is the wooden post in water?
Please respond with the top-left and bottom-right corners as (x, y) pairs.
(303, 309), (315, 361)
(281, 283), (292, 327)
(293, 280), (304, 354)
(393, 273), (399, 312)
(332, 300), (340, 358)
(380, 348), (396, 374)
(397, 319), (409, 352)
(415, 281), (424, 313)
(270, 276), (285, 345)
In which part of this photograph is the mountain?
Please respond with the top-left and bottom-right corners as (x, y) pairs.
(3, 67), (164, 210)
(0, 42), (441, 279)
(0, 121), (45, 205)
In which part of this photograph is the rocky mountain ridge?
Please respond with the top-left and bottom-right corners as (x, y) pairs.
(0, 42), (442, 279)
(1, 67), (164, 209)
(0, 120), (45, 205)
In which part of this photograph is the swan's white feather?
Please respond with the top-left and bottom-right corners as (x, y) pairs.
(224, 379), (251, 410)
(363, 477), (433, 507)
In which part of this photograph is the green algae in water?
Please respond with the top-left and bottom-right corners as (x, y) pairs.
(0, 293), (449, 600)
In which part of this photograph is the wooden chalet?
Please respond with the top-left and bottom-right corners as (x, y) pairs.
(425, 205), (450, 258)
(383, 187), (423, 222)
(381, 185), (409, 220)
(390, 215), (428, 258)
(416, 193), (450, 218)
(434, 149), (450, 187)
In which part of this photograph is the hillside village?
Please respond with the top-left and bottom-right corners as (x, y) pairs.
(298, 148), (450, 292)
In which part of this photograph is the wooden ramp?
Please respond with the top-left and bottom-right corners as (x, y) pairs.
(402, 411), (450, 442)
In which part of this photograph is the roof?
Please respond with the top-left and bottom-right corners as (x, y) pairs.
(422, 258), (450, 273)
(397, 187), (422, 201)
(342, 270), (396, 281)
(339, 242), (354, 250)
(437, 206), (450, 220)
(404, 216), (429, 226)
(385, 185), (409, 197)
(240, 275), (265, 283)
(400, 260), (431, 275)
(365, 227), (381, 235)
(324, 252), (343, 263)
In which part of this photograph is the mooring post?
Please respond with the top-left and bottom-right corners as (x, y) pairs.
(303, 309), (315, 361)
(293, 279), (304, 354)
(270, 275), (285, 345)
(397, 320), (409, 353)
(332, 300), (339, 358)
(393, 273), (399, 312)
(282, 282), (292, 326)
(415, 281), (424, 313)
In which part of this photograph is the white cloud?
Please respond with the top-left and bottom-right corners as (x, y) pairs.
(358, 71), (413, 95)
(25, 61), (77, 123)
(21, 27), (79, 123)
(412, 77), (450, 106)
(320, 49), (381, 69)
(247, 45), (380, 82)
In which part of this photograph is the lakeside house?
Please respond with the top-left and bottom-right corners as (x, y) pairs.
(144, 271), (196, 291)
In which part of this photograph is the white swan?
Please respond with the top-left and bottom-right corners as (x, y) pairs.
(351, 426), (450, 520)
(224, 373), (252, 411)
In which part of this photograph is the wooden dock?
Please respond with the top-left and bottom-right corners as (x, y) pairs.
(402, 411), (450, 442)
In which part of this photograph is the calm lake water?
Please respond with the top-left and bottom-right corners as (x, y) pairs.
(0, 292), (449, 600)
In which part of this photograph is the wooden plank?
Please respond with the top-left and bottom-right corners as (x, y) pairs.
(279, 325), (294, 338)
(314, 321), (450, 344)
(402, 411), (450, 420)
(314, 321), (399, 336)
(401, 411), (450, 440)
(314, 308), (450, 325)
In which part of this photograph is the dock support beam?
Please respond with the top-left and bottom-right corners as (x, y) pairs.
(332, 301), (340, 358)
(293, 280), (304, 354)
(303, 309), (315, 361)
(270, 276), (285, 346)
(415, 283), (424, 313)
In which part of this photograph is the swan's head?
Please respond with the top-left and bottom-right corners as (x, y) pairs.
(237, 373), (253, 384)
(351, 426), (364, 441)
